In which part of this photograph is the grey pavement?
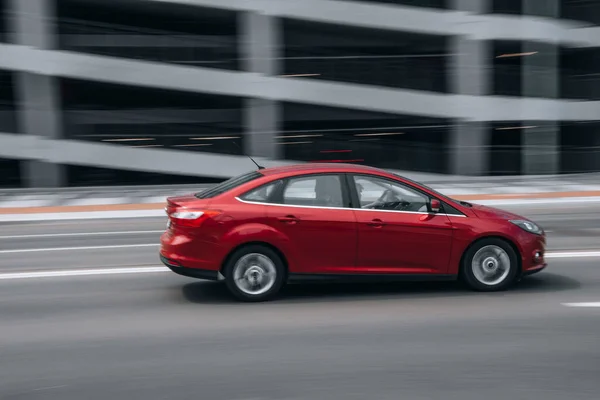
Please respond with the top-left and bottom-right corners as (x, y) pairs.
(0, 204), (599, 400)
(0, 265), (599, 400)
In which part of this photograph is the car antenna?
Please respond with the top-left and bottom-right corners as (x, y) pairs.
(232, 141), (264, 170)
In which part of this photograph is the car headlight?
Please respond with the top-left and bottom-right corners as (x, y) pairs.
(510, 220), (543, 235)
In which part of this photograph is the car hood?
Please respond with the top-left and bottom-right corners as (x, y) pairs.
(470, 203), (527, 221)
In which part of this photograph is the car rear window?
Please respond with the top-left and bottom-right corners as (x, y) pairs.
(195, 170), (262, 199)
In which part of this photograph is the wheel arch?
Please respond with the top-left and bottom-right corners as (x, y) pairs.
(220, 241), (289, 277)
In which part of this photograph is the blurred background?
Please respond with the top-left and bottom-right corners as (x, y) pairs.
(1, 0), (600, 188)
(2, 3), (600, 399)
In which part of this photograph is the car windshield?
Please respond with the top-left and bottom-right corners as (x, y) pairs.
(394, 174), (473, 207)
(195, 170), (262, 199)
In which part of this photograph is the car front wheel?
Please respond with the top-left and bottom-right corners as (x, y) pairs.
(461, 238), (519, 292)
(223, 245), (286, 302)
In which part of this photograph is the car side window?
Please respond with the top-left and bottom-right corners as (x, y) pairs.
(239, 180), (282, 203)
(353, 175), (429, 213)
(282, 174), (345, 208)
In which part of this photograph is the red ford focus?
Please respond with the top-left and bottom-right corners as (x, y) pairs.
(160, 163), (547, 302)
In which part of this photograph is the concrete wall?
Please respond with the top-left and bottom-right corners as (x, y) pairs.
(2, 0), (600, 186)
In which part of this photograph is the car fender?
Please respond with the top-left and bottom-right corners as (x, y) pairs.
(447, 222), (525, 275)
(219, 222), (298, 271)
(454, 230), (526, 271)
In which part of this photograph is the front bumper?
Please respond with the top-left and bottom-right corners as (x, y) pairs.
(520, 232), (547, 274)
(522, 263), (547, 276)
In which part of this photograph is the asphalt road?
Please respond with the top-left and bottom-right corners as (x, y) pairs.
(0, 203), (599, 399)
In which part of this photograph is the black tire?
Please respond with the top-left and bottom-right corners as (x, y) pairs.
(223, 244), (286, 302)
(461, 238), (520, 292)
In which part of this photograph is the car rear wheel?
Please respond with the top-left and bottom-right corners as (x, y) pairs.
(224, 245), (286, 302)
(461, 238), (519, 292)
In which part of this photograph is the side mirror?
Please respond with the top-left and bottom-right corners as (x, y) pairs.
(430, 198), (441, 213)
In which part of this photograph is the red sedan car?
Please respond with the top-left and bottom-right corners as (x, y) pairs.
(160, 163), (547, 302)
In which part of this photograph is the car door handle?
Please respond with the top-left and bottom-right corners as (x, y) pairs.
(367, 218), (384, 227)
(278, 215), (299, 224)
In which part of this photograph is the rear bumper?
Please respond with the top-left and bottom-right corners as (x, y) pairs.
(160, 254), (220, 281)
(160, 229), (225, 273)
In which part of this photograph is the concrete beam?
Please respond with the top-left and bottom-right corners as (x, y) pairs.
(3, 44), (600, 121)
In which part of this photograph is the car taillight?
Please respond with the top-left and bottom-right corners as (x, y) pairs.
(169, 209), (221, 228)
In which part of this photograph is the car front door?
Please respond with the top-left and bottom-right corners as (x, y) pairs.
(350, 173), (454, 275)
(265, 173), (358, 275)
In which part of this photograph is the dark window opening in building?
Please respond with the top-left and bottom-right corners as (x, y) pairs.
(489, 122), (522, 175)
(57, 0), (239, 70)
(336, 0), (448, 9)
(0, 69), (14, 108)
(0, 70), (18, 132)
(281, 102), (451, 174)
(59, 78), (245, 156)
(492, 41), (524, 96)
(0, 0), (8, 43)
(0, 158), (22, 188)
(492, 40), (557, 98)
(560, 121), (600, 173)
(66, 164), (227, 187)
(491, 0), (522, 15)
(562, 0), (600, 26)
(282, 19), (449, 93)
(561, 47), (600, 100)
(492, 0), (558, 18)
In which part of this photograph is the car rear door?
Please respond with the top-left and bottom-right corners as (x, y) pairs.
(349, 173), (454, 275)
(265, 173), (358, 275)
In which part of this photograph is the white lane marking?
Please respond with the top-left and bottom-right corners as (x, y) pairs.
(561, 302), (600, 308)
(0, 244), (159, 254)
(32, 385), (68, 392)
(545, 251), (600, 258)
(0, 230), (164, 240)
(0, 249), (599, 281)
(0, 266), (169, 280)
(0, 209), (165, 222)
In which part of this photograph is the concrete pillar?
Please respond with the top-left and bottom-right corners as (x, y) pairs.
(449, 0), (491, 175)
(449, 121), (490, 176)
(239, 11), (281, 159)
(521, 122), (560, 175)
(8, 0), (65, 187)
(521, 0), (560, 175)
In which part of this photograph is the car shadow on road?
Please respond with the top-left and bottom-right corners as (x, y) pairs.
(180, 272), (581, 304)
(513, 272), (581, 293)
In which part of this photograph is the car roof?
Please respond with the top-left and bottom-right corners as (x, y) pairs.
(259, 163), (391, 177)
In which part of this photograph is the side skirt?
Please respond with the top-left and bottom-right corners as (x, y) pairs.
(287, 273), (458, 284)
